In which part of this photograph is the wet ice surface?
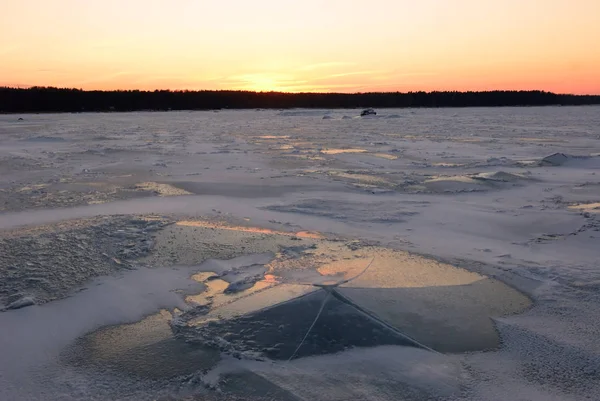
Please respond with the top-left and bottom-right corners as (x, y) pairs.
(1, 107), (600, 400)
(178, 289), (418, 360)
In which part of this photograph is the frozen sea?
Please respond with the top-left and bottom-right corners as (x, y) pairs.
(0, 106), (599, 400)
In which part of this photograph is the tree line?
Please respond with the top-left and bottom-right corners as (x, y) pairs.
(1, 87), (599, 113)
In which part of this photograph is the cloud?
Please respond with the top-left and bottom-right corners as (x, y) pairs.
(214, 67), (440, 93)
(76, 71), (139, 87)
(295, 61), (355, 72)
(326, 70), (385, 79)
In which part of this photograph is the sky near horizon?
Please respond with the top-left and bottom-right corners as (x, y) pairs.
(1, 0), (599, 94)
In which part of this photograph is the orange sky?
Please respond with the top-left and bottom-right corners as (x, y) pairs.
(1, 0), (599, 94)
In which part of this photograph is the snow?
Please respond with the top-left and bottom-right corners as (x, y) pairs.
(0, 106), (599, 400)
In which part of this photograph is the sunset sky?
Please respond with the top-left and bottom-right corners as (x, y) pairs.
(1, 0), (599, 94)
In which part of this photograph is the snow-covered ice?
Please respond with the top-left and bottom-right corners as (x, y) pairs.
(0, 106), (599, 400)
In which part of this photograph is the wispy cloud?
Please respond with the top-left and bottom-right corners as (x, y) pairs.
(295, 61), (355, 72)
(77, 71), (137, 87)
(213, 68), (441, 93)
(326, 70), (384, 79)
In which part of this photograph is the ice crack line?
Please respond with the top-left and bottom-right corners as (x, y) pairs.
(313, 256), (375, 289)
(287, 257), (439, 360)
(287, 291), (330, 362)
(287, 257), (375, 362)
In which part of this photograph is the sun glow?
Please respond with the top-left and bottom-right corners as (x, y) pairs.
(234, 73), (295, 92)
(1, 0), (599, 94)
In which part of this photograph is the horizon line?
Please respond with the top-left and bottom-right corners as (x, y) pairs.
(2, 86), (600, 97)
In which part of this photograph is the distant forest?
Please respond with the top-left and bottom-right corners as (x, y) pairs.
(1, 87), (600, 113)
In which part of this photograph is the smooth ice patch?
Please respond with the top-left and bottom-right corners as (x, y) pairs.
(321, 148), (367, 155)
(568, 202), (600, 213)
(133, 182), (193, 196)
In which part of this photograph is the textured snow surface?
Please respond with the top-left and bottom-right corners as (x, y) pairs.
(0, 107), (599, 400)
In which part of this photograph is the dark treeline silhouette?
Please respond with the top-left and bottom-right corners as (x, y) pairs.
(1, 87), (599, 113)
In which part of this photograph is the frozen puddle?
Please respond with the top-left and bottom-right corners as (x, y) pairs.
(334, 251), (531, 352)
(0, 247), (532, 399)
(174, 248), (532, 359)
(177, 288), (420, 360)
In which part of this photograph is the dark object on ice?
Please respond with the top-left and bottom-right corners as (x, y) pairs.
(18, 117), (24, 121)
(360, 108), (377, 116)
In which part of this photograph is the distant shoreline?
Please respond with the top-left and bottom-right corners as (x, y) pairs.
(2, 104), (600, 117)
(2, 87), (599, 113)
